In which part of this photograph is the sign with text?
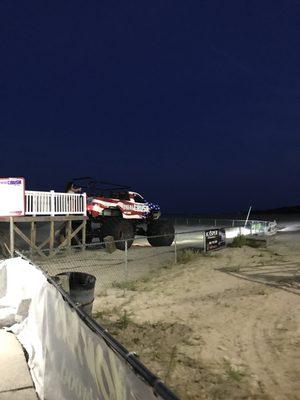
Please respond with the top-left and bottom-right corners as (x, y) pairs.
(204, 228), (226, 251)
(0, 177), (25, 216)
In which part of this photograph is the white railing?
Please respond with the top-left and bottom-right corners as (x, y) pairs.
(25, 191), (87, 216)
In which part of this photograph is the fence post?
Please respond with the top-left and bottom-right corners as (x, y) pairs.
(239, 227), (242, 236)
(50, 190), (55, 216)
(66, 220), (72, 250)
(9, 217), (14, 257)
(124, 240), (128, 282)
(83, 193), (87, 216)
(174, 234), (177, 264)
(232, 220), (235, 227)
(33, 193), (37, 216)
(214, 219), (217, 227)
(203, 231), (206, 253)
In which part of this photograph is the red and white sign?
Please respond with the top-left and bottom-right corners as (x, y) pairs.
(0, 177), (25, 217)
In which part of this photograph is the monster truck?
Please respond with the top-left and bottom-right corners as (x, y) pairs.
(71, 178), (174, 250)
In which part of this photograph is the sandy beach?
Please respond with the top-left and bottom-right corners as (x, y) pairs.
(92, 230), (300, 399)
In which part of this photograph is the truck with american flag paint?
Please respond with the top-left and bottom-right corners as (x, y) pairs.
(71, 178), (174, 250)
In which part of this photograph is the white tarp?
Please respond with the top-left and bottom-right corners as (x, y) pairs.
(0, 257), (44, 326)
(0, 258), (167, 400)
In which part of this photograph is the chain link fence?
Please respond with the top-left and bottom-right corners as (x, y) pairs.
(17, 218), (276, 296)
(169, 216), (275, 229)
(19, 231), (203, 296)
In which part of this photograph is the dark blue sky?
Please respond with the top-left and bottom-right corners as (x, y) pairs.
(1, 1), (299, 213)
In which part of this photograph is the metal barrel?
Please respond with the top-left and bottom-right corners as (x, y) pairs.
(55, 272), (96, 316)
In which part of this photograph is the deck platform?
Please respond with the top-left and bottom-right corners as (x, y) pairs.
(0, 215), (87, 258)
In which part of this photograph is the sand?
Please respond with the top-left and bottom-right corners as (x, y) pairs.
(93, 232), (300, 400)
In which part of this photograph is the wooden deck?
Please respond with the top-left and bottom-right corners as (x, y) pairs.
(0, 215), (87, 258)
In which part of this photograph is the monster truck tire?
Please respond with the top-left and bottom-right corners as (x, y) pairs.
(147, 220), (175, 247)
(100, 218), (134, 251)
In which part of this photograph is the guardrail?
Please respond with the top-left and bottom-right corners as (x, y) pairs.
(25, 191), (87, 216)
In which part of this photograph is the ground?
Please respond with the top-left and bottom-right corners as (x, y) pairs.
(93, 232), (300, 400)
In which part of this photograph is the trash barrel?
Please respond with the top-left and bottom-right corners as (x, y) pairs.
(55, 272), (96, 316)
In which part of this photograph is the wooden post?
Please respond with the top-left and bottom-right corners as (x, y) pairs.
(9, 217), (14, 257)
(82, 219), (86, 250)
(49, 219), (55, 255)
(66, 220), (72, 250)
(30, 221), (36, 256)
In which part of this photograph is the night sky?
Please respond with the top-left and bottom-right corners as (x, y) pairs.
(1, 1), (299, 214)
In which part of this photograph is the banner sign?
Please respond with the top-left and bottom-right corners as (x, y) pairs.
(0, 258), (177, 400)
(0, 177), (25, 216)
(204, 228), (226, 251)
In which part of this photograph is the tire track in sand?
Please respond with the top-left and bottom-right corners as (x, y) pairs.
(237, 292), (300, 400)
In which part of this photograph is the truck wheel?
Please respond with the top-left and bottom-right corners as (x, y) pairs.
(147, 220), (175, 247)
(100, 219), (135, 251)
